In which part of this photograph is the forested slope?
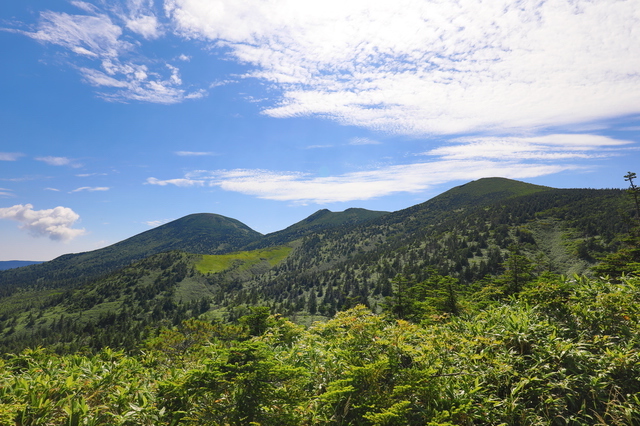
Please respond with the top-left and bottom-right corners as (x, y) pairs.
(0, 213), (262, 296)
(2, 272), (640, 425)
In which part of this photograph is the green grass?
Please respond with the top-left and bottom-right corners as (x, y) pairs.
(195, 246), (292, 274)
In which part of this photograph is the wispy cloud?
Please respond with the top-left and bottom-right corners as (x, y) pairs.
(35, 156), (82, 168)
(306, 145), (333, 149)
(76, 173), (108, 177)
(175, 151), (217, 156)
(15, 2), (203, 104)
(0, 204), (86, 241)
(144, 218), (173, 227)
(146, 133), (630, 204)
(349, 137), (381, 146)
(0, 152), (24, 161)
(70, 186), (110, 193)
(0, 188), (15, 198)
(145, 177), (204, 187)
(426, 134), (635, 161)
(147, 162), (574, 205)
(166, 0), (640, 136)
(44, 188), (60, 192)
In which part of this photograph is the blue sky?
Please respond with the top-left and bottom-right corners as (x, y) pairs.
(1, 0), (639, 261)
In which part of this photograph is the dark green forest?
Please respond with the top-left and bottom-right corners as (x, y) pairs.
(1, 177), (640, 425)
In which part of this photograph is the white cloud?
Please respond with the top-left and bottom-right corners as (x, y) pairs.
(306, 145), (333, 149)
(145, 177), (204, 187)
(0, 204), (86, 241)
(80, 60), (205, 104)
(44, 188), (60, 192)
(36, 156), (70, 166)
(349, 137), (381, 146)
(427, 134), (635, 161)
(28, 10), (126, 58)
(0, 153), (24, 161)
(144, 218), (173, 227)
(14, 0), (640, 135)
(126, 15), (161, 39)
(35, 156), (82, 167)
(147, 161), (575, 205)
(146, 132), (631, 204)
(76, 173), (108, 177)
(70, 186), (110, 193)
(17, 2), (203, 104)
(175, 151), (216, 156)
(122, 0), (163, 39)
(0, 188), (15, 198)
(166, 0), (640, 135)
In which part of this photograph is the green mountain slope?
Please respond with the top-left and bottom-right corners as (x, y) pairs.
(243, 207), (389, 250)
(241, 182), (629, 318)
(0, 245), (297, 353)
(0, 213), (262, 295)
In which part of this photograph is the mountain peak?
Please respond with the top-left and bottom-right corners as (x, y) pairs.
(451, 177), (551, 197)
(0, 212), (262, 291)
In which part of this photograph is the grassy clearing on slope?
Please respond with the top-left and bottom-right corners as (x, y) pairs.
(195, 246), (292, 274)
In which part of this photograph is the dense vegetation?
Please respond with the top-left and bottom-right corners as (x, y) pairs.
(2, 272), (640, 425)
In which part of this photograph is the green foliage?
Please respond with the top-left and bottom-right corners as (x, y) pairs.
(2, 273), (640, 424)
(385, 271), (461, 322)
(592, 172), (640, 280)
(170, 341), (307, 425)
(497, 244), (535, 294)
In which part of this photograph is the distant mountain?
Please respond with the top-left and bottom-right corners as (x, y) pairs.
(375, 177), (551, 230)
(0, 261), (43, 271)
(243, 207), (389, 250)
(0, 213), (262, 294)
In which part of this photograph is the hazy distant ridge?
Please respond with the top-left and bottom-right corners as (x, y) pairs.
(0, 261), (43, 271)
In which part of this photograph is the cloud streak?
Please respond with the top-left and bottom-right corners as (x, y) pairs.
(426, 134), (636, 161)
(175, 151), (217, 156)
(147, 161), (575, 204)
(0, 204), (86, 241)
(35, 156), (82, 167)
(0, 153), (24, 161)
(70, 186), (110, 193)
(146, 133), (629, 204)
(0, 188), (15, 198)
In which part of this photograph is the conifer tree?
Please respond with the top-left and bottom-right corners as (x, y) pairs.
(500, 244), (534, 294)
(592, 172), (640, 279)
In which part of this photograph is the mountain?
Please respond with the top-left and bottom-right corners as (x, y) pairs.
(243, 207), (389, 250)
(0, 261), (43, 271)
(0, 213), (262, 295)
(0, 177), (634, 353)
